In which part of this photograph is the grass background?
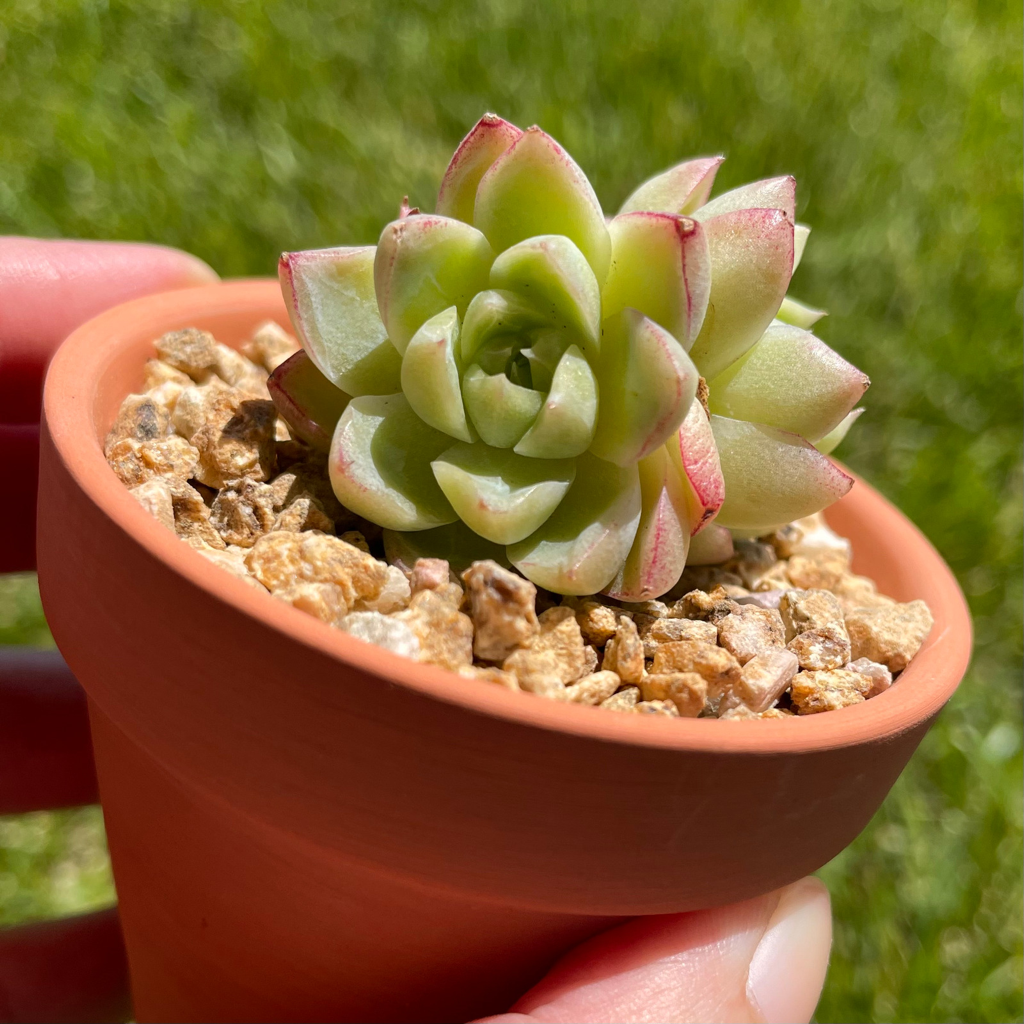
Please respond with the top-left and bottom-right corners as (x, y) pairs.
(0, 0), (1021, 1020)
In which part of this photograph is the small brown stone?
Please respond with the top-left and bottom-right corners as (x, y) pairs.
(184, 538), (260, 583)
(643, 617), (719, 646)
(779, 589), (845, 641)
(668, 586), (735, 622)
(271, 458), (349, 524)
(395, 590), (474, 671)
(639, 672), (707, 717)
(274, 582), (349, 626)
(155, 327), (219, 379)
(142, 358), (191, 390)
(726, 539), (781, 589)
(191, 398), (277, 487)
(210, 480), (278, 547)
(574, 600), (620, 646)
(106, 436), (199, 489)
(790, 669), (873, 714)
(728, 649), (799, 713)
(601, 616), (645, 684)
(212, 343), (270, 398)
(787, 622), (852, 670)
(618, 599), (670, 619)
(674, 567), (744, 595)
(171, 483), (226, 548)
(565, 671), (620, 705)
(600, 686), (640, 712)
(845, 657), (893, 696)
(716, 606), (785, 664)
(170, 380), (231, 441)
(844, 601), (934, 672)
(786, 552), (848, 591)
(502, 606), (588, 687)
(128, 480), (175, 531)
(832, 573), (897, 612)
(651, 640), (742, 698)
(105, 393), (170, 452)
(462, 561), (539, 661)
(635, 699), (680, 717)
(410, 558), (452, 593)
(357, 565), (410, 613)
(751, 562), (792, 593)
(273, 496), (335, 535)
(146, 380), (186, 419)
(245, 531), (387, 606)
(241, 321), (300, 372)
(767, 513), (852, 562)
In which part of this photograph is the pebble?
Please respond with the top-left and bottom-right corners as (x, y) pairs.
(340, 612), (421, 659)
(844, 601), (934, 672)
(790, 669), (874, 714)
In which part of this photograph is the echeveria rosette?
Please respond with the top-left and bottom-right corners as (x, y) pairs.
(274, 113), (868, 598)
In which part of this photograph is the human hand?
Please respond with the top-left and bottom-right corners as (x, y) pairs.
(0, 238), (832, 1024)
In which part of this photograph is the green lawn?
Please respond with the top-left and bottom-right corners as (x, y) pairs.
(1, 1), (1021, 1020)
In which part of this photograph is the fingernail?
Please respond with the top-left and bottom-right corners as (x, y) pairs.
(746, 877), (832, 1024)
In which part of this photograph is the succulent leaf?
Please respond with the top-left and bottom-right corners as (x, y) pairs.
(708, 322), (870, 441)
(686, 523), (735, 565)
(710, 415), (854, 531)
(667, 399), (726, 536)
(436, 114), (523, 223)
(590, 309), (698, 467)
(687, 208), (795, 380)
(474, 127), (612, 284)
(604, 445), (690, 601)
(279, 247), (402, 396)
(268, 350), (351, 453)
(374, 214), (494, 354)
(793, 224), (810, 271)
(329, 394), (458, 531)
(489, 235), (602, 355)
(401, 307), (475, 442)
(602, 212), (711, 349)
(815, 407), (864, 455)
(514, 344), (598, 458)
(383, 521), (510, 573)
(694, 176), (797, 222)
(459, 288), (549, 365)
(776, 297), (827, 329)
(617, 156), (725, 216)
(508, 452), (642, 594)
(462, 364), (545, 448)
(431, 442), (575, 544)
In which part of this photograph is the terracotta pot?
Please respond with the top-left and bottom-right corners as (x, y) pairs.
(37, 280), (972, 1024)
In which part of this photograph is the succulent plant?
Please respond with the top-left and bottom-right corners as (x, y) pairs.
(274, 114), (868, 598)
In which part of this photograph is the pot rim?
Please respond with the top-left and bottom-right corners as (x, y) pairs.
(42, 278), (973, 756)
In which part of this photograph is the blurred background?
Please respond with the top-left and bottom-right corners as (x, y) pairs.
(0, 0), (1021, 1020)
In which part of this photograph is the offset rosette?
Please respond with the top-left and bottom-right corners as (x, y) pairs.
(273, 114), (868, 598)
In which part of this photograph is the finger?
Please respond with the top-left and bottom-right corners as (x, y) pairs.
(476, 878), (831, 1024)
(0, 236), (218, 423)
(0, 648), (97, 814)
(0, 908), (130, 1024)
(0, 237), (218, 572)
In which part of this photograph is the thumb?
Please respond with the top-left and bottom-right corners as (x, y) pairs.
(477, 877), (832, 1024)
(0, 236), (218, 423)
